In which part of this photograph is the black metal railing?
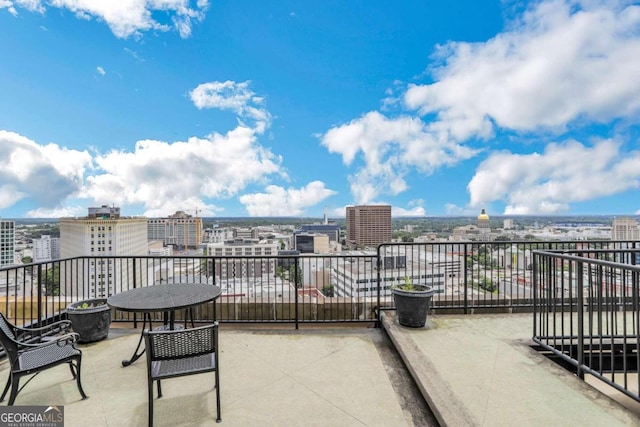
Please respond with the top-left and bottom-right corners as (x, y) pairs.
(0, 240), (637, 329)
(533, 247), (640, 403)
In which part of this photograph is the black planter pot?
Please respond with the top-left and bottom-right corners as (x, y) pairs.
(66, 298), (111, 343)
(392, 286), (435, 328)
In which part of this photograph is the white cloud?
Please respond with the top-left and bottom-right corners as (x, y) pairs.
(96, 66), (105, 76)
(1, 0), (209, 38)
(320, 111), (478, 204)
(320, 0), (640, 210)
(82, 125), (283, 217)
(190, 81), (271, 132)
(26, 205), (86, 218)
(239, 181), (337, 217)
(0, 130), (92, 210)
(392, 205), (426, 217)
(405, 0), (640, 136)
(467, 139), (640, 214)
(0, 80), (295, 218)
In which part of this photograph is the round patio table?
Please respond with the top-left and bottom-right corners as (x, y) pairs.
(108, 282), (221, 366)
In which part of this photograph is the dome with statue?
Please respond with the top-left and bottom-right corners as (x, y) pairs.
(477, 209), (490, 221)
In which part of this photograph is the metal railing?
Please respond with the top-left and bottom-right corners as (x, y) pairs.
(533, 247), (640, 403)
(0, 240), (637, 329)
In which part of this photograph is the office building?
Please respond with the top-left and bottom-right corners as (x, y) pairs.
(345, 205), (392, 248)
(60, 206), (148, 298)
(0, 220), (15, 267)
(297, 223), (340, 243)
(207, 240), (278, 284)
(611, 217), (640, 240)
(234, 228), (259, 240)
(294, 233), (330, 254)
(203, 227), (234, 244)
(33, 235), (61, 262)
(147, 211), (203, 249)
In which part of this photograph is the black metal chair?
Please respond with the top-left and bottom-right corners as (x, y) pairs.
(0, 312), (87, 405)
(144, 322), (221, 426)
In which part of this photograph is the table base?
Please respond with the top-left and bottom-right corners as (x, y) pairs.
(121, 310), (195, 367)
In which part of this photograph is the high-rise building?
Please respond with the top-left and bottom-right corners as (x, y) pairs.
(33, 235), (61, 262)
(0, 220), (15, 267)
(611, 217), (640, 240)
(60, 206), (148, 298)
(345, 205), (392, 248)
(147, 211), (203, 249)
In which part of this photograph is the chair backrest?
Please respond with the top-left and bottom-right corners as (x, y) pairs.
(145, 323), (218, 362)
(0, 313), (20, 363)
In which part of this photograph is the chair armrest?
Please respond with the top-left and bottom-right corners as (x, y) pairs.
(18, 332), (79, 349)
(14, 319), (72, 335)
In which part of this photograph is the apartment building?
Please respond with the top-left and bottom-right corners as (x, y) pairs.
(611, 217), (640, 240)
(33, 234), (60, 262)
(60, 206), (148, 298)
(147, 210), (203, 249)
(345, 205), (392, 248)
(0, 220), (15, 267)
(207, 239), (277, 283)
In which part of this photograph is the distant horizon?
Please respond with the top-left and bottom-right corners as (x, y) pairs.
(4, 213), (636, 223)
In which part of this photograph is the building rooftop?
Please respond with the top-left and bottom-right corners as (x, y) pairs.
(3, 313), (640, 426)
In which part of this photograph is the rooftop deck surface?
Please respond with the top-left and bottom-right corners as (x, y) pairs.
(2, 313), (640, 426)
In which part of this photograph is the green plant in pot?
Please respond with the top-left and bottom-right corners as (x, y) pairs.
(391, 277), (435, 328)
(66, 298), (112, 343)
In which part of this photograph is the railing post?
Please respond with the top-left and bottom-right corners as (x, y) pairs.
(374, 245), (382, 328)
(132, 257), (138, 329)
(576, 259), (585, 380)
(463, 243), (468, 314)
(532, 252), (537, 338)
(376, 245), (382, 327)
(37, 263), (43, 327)
(294, 255), (299, 330)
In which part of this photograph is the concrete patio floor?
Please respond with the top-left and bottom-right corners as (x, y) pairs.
(3, 313), (640, 426)
(0, 324), (434, 426)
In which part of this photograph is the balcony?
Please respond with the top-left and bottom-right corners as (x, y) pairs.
(1, 242), (640, 425)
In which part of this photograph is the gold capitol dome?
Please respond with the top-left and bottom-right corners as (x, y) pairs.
(477, 209), (490, 221)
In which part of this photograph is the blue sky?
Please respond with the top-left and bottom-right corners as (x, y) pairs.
(1, 0), (640, 219)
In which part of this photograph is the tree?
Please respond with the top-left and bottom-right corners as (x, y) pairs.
(21, 256), (32, 264)
(475, 277), (496, 293)
(41, 265), (60, 296)
(321, 285), (334, 297)
(289, 264), (302, 287)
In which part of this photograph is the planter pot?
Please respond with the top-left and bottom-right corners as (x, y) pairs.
(392, 286), (435, 328)
(66, 298), (111, 343)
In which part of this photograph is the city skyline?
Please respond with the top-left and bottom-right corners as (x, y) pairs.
(1, 1), (640, 219)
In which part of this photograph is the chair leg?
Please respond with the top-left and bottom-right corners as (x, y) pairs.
(0, 373), (11, 402)
(148, 379), (154, 427)
(8, 375), (20, 406)
(74, 358), (88, 400)
(157, 379), (162, 398)
(215, 369), (221, 423)
(68, 361), (77, 378)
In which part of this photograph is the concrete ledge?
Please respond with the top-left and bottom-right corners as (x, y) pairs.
(381, 312), (478, 427)
(382, 312), (640, 427)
